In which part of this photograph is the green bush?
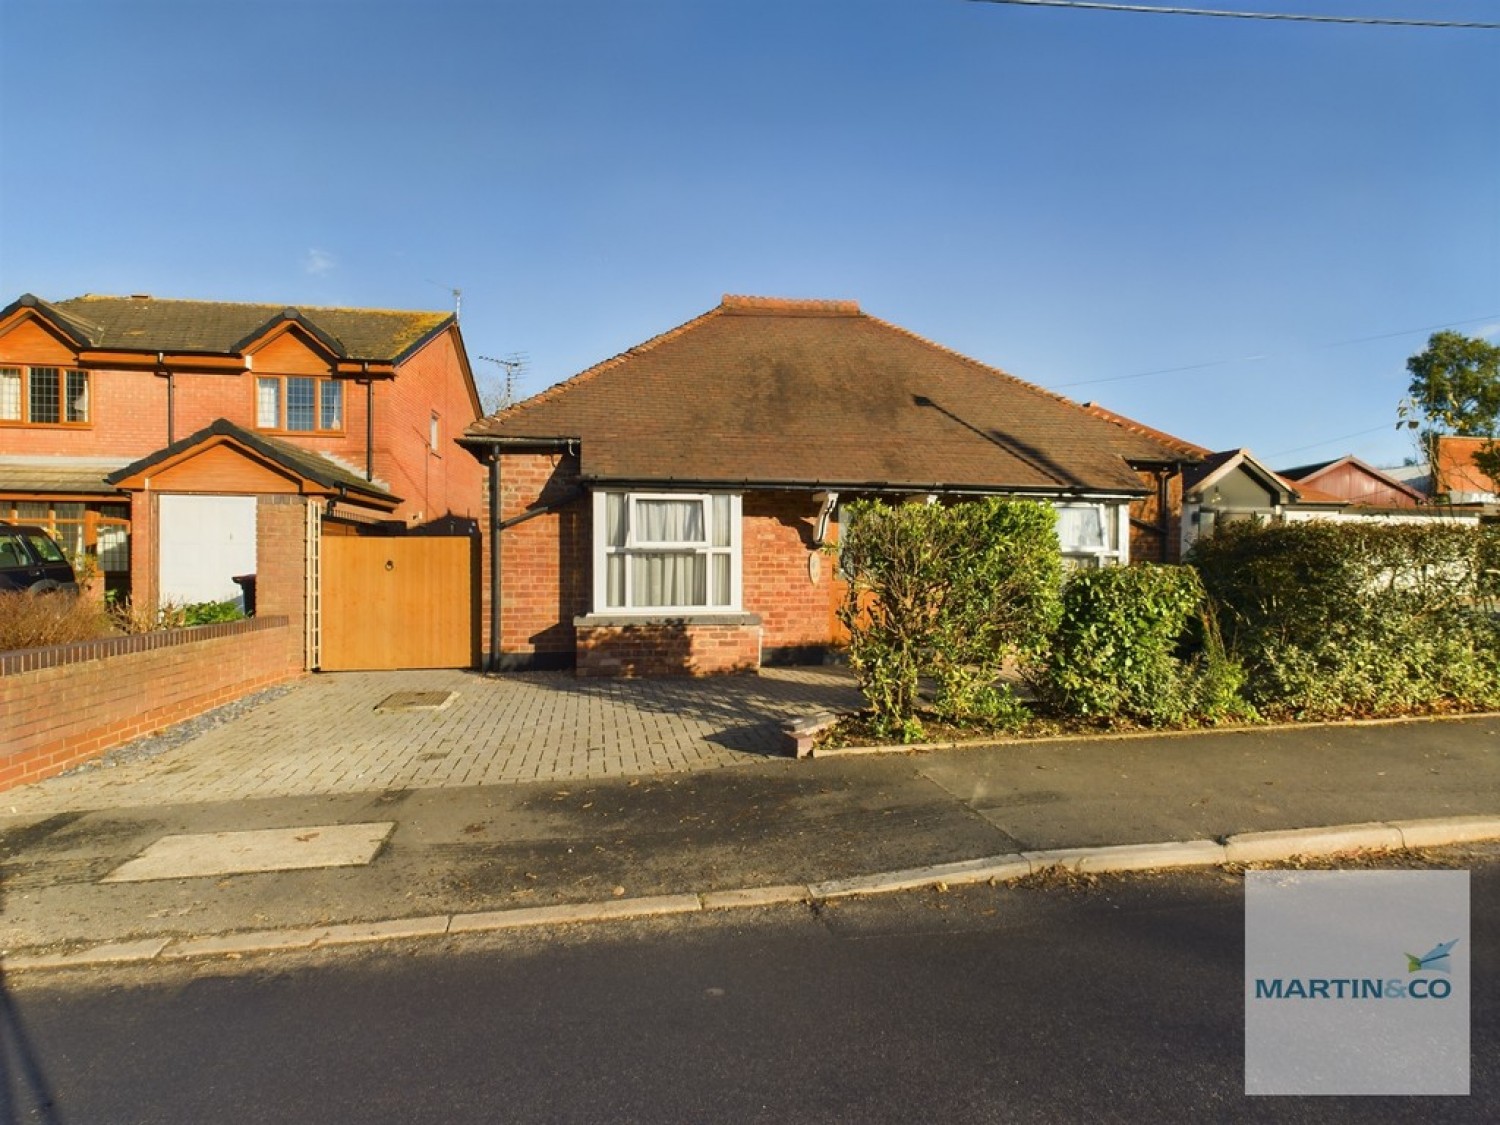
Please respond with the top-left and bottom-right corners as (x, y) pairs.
(837, 497), (1061, 739)
(1190, 521), (1500, 719)
(1044, 564), (1251, 726)
(180, 599), (246, 626)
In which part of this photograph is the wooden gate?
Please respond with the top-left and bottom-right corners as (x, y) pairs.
(319, 535), (476, 671)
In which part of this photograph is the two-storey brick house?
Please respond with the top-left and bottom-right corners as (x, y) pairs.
(0, 292), (482, 608)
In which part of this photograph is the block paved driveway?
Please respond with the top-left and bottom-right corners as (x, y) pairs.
(3, 667), (864, 814)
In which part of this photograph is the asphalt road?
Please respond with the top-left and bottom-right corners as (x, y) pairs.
(3, 849), (1496, 1125)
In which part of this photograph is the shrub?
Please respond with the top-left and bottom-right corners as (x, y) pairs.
(1044, 564), (1243, 726)
(0, 591), (115, 650)
(181, 599), (245, 626)
(837, 497), (1062, 739)
(1190, 521), (1500, 718)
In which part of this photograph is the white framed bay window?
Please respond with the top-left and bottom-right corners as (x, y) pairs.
(1055, 501), (1128, 570)
(592, 491), (742, 612)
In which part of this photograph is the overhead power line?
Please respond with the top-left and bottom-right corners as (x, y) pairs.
(966, 0), (1500, 30)
(1266, 423), (1396, 459)
(1052, 313), (1500, 390)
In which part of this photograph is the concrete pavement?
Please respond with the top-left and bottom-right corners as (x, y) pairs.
(2, 667), (1498, 969)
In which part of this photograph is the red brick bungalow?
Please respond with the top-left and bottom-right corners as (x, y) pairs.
(462, 295), (1198, 677)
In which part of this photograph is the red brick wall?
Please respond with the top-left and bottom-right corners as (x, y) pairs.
(742, 491), (840, 657)
(1127, 468), (1185, 564)
(479, 450), (587, 666)
(476, 476), (841, 670)
(0, 365), (170, 457)
(0, 617), (302, 792)
(255, 495), (310, 668)
(375, 328), (484, 528)
(575, 621), (760, 677)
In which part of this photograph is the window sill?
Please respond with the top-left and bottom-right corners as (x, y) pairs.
(575, 612), (761, 628)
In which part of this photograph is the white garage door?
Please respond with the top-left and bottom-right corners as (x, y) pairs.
(158, 494), (257, 607)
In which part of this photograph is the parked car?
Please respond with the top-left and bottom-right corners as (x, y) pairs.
(0, 524), (80, 594)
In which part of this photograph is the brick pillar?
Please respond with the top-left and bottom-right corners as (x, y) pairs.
(256, 495), (310, 669)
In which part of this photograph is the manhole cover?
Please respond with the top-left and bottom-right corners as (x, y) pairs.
(376, 691), (457, 712)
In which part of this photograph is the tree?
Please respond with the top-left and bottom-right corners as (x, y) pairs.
(1404, 330), (1500, 484)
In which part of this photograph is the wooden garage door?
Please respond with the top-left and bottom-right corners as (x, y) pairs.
(320, 536), (476, 670)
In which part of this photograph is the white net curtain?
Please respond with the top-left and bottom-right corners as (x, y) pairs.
(604, 494), (732, 609)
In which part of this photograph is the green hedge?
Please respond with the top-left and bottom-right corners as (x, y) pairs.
(1188, 521), (1500, 719)
(1044, 564), (1253, 726)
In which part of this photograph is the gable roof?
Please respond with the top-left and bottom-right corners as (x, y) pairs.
(465, 296), (1192, 495)
(1, 293), (452, 364)
(105, 418), (399, 508)
(1278, 454), (1427, 506)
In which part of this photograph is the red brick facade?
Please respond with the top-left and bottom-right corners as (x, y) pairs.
(575, 619), (760, 677)
(479, 450), (589, 668)
(0, 317), (480, 531)
(741, 491), (838, 658)
(1127, 467), (1186, 564)
(0, 616), (302, 793)
(478, 464), (844, 675)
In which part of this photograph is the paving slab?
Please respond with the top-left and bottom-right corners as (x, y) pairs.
(100, 822), (395, 882)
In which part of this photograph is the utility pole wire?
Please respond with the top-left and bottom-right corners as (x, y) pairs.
(1053, 313), (1500, 390)
(967, 0), (1500, 30)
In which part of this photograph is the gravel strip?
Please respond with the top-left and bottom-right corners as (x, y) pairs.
(57, 684), (297, 775)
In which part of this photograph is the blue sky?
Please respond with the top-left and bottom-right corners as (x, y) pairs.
(2, 0), (1496, 468)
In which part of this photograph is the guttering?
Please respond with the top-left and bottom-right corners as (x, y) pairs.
(576, 477), (1147, 500)
(459, 435), (577, 452)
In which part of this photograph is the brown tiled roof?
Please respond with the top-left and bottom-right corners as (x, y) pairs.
(105, 419), (399, 506)
(466, 296), (1191, 495)
(9, 293), (451, 362)
(1080, 402), (1211, 459)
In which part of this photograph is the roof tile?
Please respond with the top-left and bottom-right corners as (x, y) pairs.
(467, 298), (1191, 494)
(28, 294), (450, 362)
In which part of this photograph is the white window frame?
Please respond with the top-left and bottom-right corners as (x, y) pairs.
(591, 490), (742, 613)
(1054, 500), (1129, 569)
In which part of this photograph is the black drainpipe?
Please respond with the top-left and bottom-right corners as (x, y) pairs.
(1156, 468), (1175, 563)
(488, 450), (502, 672)
(155, 352), (175, 445)
(363, 366), (375, 481)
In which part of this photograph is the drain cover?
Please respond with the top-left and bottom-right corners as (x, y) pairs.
(376, 691), (457, 712)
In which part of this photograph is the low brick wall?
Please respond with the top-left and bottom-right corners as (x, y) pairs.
(574, 614), (762, 677)
(0, 616), (302, 792)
